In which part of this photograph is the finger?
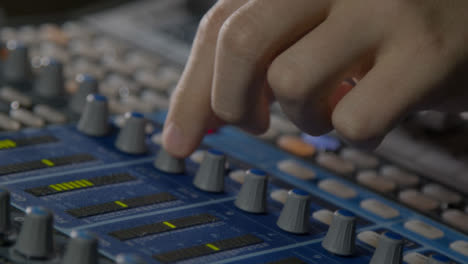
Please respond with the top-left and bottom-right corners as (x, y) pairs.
(163, 0), (248, 158)
(267, 8), (381, 136)
(211, 0), (331, 133)
(332, 43), (446, 148)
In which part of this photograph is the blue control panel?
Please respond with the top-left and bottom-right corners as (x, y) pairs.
(0, 112), (466, 264)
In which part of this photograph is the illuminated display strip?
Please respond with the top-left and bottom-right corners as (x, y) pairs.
(153, 234), (263, 263)
(0, 154), (95, 176)
(265, 257), (306, 264)
(109, 213), (219, 241)
(25, 173), (136, 196)
(0, 135), (58, 150)
(66, 192), (177, 218)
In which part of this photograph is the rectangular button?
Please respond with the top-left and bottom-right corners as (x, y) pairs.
(404, 220), (444, 239)
(109, 213), (219, 241)
(66, 192), (177, 218)
(153, 234), (263, 263)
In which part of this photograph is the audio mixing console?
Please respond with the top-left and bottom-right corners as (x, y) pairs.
(0, 0), (467, 263)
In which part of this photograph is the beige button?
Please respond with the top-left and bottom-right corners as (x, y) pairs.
(318, 179), (357, 199)
(450, 240), (468, 256)
(277, 160), (316, 181)
(380, 165), (420, 187)
(33, 104), (67, 124)
(422, 184), (462, 204)
(442, 210), (468, 232)
(340, 148), (379, 169)
(277, 135), (316, 157)
(0, 87), (33, 107)
(229, 170), (246, 184)
(151, 133), (163, 145)
(357, 171), (397, 193)
(190, 150), (205, 164)
(312, 209), (334, 225)
(404, 220), (444, 239)
(357, 230), (380, 248)
(270, 115), (300, 134)
(399, 190), (440, 212)
(257, 127), (279, 141)
(316, 152), (356, 175)
(0, 113), (21, 131)
(10, 109), (45, 128)
(403, 252), (427, 264)
(270, 189), (289, 204)
(360, 199), (400, 219)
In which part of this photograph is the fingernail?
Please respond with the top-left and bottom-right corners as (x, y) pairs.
(163, 122), (189, 157)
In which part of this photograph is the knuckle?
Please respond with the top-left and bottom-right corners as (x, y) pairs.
(218, 13), (262, 57)
(267, 57), (308, 103)
(197, 4), (232, 42)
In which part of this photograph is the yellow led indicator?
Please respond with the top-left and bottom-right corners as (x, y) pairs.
(0, 139), (16, 149)
(41, 159), (55, 167)
(81, 180), (94, 187)
(74, 180), (88, 187)
(56, 183), (69, 190)
(114, 201), (128, 208)
(68, 182), (82, 188)
(61, 182), (75, 190)
(49, 185), (62, 191)
(163, 221), (176, 229)
(206, 244), (220, 251)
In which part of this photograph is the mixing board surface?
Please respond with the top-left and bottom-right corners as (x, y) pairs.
(0, 0), (467, 263)
(0, 112), (466, 263)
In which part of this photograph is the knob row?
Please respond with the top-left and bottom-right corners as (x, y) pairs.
(2, 41), (98, 113)
(0, 188), (147, 263)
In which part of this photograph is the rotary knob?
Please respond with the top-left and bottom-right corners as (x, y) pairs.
(77, 94), (109, 137)
(154, 148), (185, 174)
(193, 150), (226, 192)
(69, 74), (99, 114)
(34, 57), (64, 98)
(322, 209), (356, 256)
(116, 254), (147, 264)
(369, 232), (403, 264)
(62, 230), (98, 264)
(3, 40), (32, 84)
(14, 206), (54, 259)
(276, 189), (311, 234)
(234, 169), (268, 213)
(115, 112), (147, 154)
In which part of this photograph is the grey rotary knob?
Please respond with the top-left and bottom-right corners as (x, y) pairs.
(369, 232), (403, 264)
(322, 209), (356, 256)
(425, 254), (451, 264)
(235, 169), (268, 213)
(193, 150), (226, 192)
(77, 94), (109, 137)
(276, 189), (311, 234)
(14, 206), (54, 258)
(115, 112), (147, 154)
(0, 188), (10, 236)
(62, 230), (98, 264)
(69, 74), (99, 114)
(154, 148), (185, 174)
(116, 254), (147, 264)
(34, 57), (64, 98)
(3, 40), (32, 83)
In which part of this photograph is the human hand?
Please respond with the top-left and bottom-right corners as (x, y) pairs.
(163, 0), (468, 157)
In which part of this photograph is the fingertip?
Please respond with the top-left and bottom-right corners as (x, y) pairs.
(162, 121), (199, 158)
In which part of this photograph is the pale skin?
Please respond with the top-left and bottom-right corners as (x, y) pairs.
(163, 0), (468, 158)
